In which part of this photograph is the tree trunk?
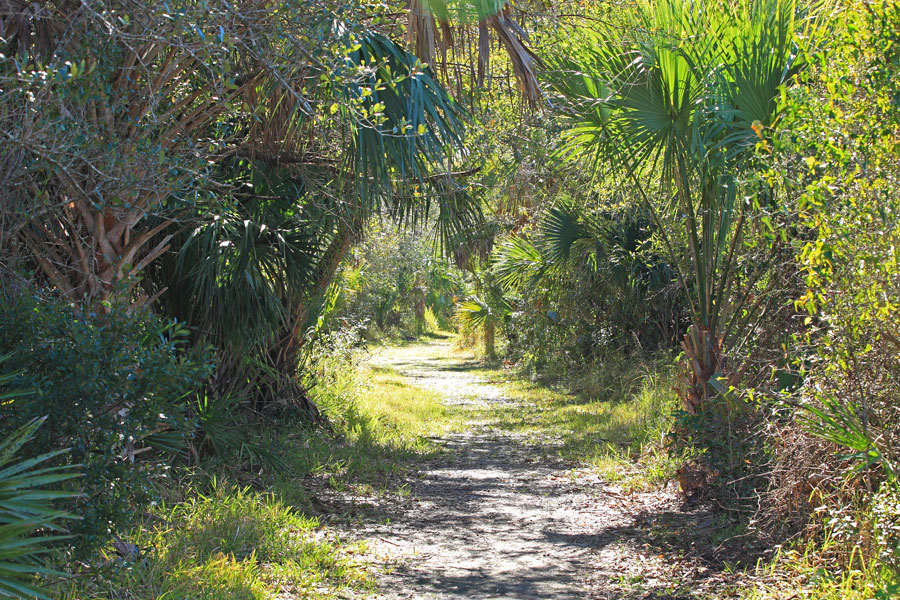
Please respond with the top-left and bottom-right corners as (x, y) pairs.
(484, 319), (496, 358)
(678, 324), (724, 414)
(263, 215), (365, 419)
(414, 290), (426, 335)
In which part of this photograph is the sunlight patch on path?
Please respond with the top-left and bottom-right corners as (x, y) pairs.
(368, 340), (512, 407)
(357, 339), (618, 599)
(341, 338), (728, 600)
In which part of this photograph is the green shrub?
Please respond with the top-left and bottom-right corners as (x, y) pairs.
(872, 483), (900, 574)
(0, 291), (210, 555)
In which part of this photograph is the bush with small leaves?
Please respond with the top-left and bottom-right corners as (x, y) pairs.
(0, 291), (211, 556)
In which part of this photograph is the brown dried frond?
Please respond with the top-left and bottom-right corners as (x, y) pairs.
(476, 19), (489, 85)
(406, 0), (544, 109)
(407, 0), (437, 68)
(488, 11), (543, 109)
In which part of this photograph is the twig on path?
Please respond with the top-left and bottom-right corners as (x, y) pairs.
(379, 537), (402, 547)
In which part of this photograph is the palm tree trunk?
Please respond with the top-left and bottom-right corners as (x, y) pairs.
(484, 319), (496, 358)
(270, 215), (365, 378)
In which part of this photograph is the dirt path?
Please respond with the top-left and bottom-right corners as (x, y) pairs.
(337, 339), (735, 600)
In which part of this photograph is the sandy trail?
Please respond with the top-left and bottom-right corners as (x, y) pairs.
(333, 339), (729, 600)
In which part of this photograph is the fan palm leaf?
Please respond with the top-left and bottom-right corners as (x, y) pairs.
(157, 161), (320, 356)
(455, 296), (494, 330)
(493, 235), (546, 291)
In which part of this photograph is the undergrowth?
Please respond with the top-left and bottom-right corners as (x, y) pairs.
(49, 336), (454, 599)
(740, 539), (899, 600)
(53, 482), (370, 600)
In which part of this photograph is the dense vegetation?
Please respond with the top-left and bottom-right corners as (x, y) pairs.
(0, 0), (897, 598)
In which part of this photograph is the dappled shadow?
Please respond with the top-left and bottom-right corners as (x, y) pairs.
(386, 357), (485, 373)
(373, 435), (735, 593)
(389, 564), (698, 600)
(387, 564), (588, 599)
(339, 339), (741, 599)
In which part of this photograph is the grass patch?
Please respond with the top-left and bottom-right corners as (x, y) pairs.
(356, 364), (455, 442)
(738, 539), (899, 600)
(263, 359), (453, 502)
(54, 482), (370, 600)
(289, 336), (685, 492)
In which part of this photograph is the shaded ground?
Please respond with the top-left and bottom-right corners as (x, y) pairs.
(321, 339), (745, 599)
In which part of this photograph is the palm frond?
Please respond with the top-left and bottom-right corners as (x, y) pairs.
(159, 160), (320, 354)
(454, 294), (510, 329)
(493, 235), (546, 291)
(454, 296), (492, 330)
(0, 413), (79, 600)
(488, 12), (544, 109)
(338, 32), (481, 246)
(343, 32), (466, 204)
(541, 204), (595, 263)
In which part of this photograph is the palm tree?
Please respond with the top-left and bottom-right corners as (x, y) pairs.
(547, 0), (812, 412)
(455, 295), (510, 358)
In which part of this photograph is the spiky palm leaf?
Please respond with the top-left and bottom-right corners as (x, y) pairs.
(455, 293), (511, 325)
(156, 161), (319, 356)
(345, 33), (463, 190)
(0, 409), (79, 600)
(493, 234), (546, 291)
(508, 203), (667, 292)
(342, 32), (479, 244)
(455, 296), (494, 330)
